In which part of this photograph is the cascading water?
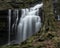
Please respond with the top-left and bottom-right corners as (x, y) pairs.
(8, 9), (11, 45)
(15, 3), (43, 44)
(8, 9), (19, 45)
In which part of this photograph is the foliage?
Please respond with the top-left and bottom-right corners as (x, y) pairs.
(0, 0), (59, 48)
(0, 0), (41, 10)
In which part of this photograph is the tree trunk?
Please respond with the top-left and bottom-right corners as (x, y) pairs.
(40, 0), (56, 38)
(41, 0), (56, 31)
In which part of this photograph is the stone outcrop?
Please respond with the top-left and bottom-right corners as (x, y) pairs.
(0, 0), (41, 10)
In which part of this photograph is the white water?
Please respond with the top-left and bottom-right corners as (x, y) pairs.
(58, 15), (60, 20)
(15, 3), (43, 44)
(8, 9), (11, 45)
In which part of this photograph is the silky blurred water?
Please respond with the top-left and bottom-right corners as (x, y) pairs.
(15, 3), (43, 44)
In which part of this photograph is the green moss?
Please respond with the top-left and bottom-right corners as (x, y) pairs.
(0, 0), (40, 10)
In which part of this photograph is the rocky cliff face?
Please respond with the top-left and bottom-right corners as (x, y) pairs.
(0, 0), (41, 3)
(0, 0), (42, 10)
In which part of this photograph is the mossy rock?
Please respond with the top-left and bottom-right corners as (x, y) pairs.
(0, 0), (41, 10)
(52, 37), (60, 48)
(0, 2), (13, 10)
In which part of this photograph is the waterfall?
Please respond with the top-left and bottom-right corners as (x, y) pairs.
(15, 3), (43, 44)
(8, 9), (19, 45)
(58, 15), (60, 20)
(8, 9), (11, 45)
